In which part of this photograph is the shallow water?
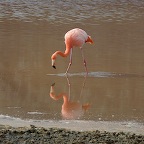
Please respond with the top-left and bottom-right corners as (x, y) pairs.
(0, 0), (144, 130)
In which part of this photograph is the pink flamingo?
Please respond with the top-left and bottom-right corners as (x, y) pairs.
(51, 28), (93, 74)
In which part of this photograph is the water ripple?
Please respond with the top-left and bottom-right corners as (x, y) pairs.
(47, 72), (144, 78)
(0, 0), (144, 24)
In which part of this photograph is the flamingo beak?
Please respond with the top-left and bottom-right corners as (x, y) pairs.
(52, 59), (56, 69)
(53, 65), (56, 69)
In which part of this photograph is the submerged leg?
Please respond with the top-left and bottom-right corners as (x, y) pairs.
(65, 75), (71, 100)
(80, 75), (87, 98)
(80, 47), (88, 76)
(65, 48), (73, 75)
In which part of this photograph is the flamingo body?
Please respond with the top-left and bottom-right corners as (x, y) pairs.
(51, 28), (93, 74)
(64, 28), (88, 48)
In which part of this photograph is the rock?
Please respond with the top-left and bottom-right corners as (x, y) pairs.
(0, 125), (143, 144)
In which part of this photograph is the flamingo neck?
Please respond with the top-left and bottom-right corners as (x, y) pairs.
(52, 46), (71, 59)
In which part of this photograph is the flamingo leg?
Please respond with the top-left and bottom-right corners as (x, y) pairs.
(80, 75), (87, 98)
(80, 47), (88, 76)
(65, 48), (73, 75)
(65, 75), (71, 100)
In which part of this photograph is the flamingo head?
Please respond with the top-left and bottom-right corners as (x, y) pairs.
(51, 54), (56, 69)
(52, 59), (56, 69)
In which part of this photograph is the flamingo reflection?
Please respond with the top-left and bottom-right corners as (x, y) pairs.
(50, 77), (90, 120)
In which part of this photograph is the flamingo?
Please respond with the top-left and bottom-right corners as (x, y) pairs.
(51, 28), (93, 74)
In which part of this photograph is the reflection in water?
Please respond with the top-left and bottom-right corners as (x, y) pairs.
(50, 76), (90, 120)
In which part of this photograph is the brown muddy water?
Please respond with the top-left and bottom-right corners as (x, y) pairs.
(0, 0), (144, 132)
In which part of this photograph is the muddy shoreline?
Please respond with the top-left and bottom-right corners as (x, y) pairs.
(0, 125), (143, 144)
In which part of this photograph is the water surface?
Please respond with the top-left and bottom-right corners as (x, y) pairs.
(0, 0), (144, 132)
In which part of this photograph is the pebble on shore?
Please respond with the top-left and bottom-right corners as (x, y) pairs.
(0, 125), (144, 144)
